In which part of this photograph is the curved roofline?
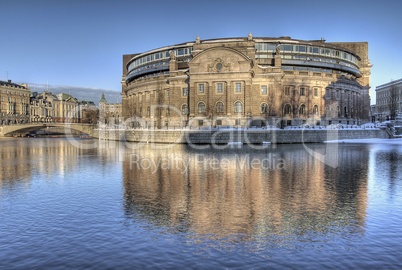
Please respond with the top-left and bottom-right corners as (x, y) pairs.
(126, 36), (363, 68)
(190, 46), (251, 62)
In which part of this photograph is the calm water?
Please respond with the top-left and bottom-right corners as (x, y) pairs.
(1, 138), (402, 269)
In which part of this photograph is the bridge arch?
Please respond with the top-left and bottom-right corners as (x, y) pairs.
(0, 123), (96, 137)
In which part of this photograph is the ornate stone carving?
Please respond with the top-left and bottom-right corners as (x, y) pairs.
(207, 58), (230, 72)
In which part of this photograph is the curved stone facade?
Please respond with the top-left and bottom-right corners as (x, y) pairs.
(121, 35), (372, 128)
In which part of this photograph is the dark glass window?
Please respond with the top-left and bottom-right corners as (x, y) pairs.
(199, 84), (204, 94)
(261, 86), (267, 95)
(198, 102), (206, 113)
(216, 102), (224, 113)
(217, 83), (223, 93)
(299, 104), (306, 115)
(235, 83), (241, 93)
(234, 102), (243, 113)
(182, 104), (188, 115)
(261, 103), (268, 113)
(284, 104), (291, 115)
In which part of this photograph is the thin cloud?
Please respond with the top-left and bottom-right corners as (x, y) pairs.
(14, 81), (122, 104)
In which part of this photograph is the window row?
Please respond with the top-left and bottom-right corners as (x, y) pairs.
(283, 104), (320, 115)
(197, 83), (243, 94)
(281, 66), (333, 73)
(255, 43), (357, 63)
(196, 101), (244, 114)
(128, 47), (193, 73)
(0, 91), (29, 96)
(283, 86), (320, 97)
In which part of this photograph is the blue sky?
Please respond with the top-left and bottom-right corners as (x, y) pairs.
(1, 0), (401, 104)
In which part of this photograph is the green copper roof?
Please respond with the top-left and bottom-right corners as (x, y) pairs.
(99, 93), (107, 103)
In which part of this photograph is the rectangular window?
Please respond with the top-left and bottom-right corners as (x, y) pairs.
(217, 83), (223, 93)
(199, 84), (204, 94)
(216, 119), (222, 126)
(182, 88), (188, 96)
(235, 83), (241, 93)
(261, 85), (267, 95)
(285, 86), (290, 96)
(300, 87), (305, 96)
(314, 88), (318, 96)
(198, 120), (203, 126)
(299, 46), (306, 53)
(283, 45), (292, 52)
(178, 49), (184, 56)
(313, 47), (319, 54)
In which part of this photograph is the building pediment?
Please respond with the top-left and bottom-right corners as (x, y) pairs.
(188, 47), (252, 74)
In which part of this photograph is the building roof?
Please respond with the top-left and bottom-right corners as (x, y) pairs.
(99, 93), (107, 103)
(376, 78), (402, 91)
(0, 80), (28, 89)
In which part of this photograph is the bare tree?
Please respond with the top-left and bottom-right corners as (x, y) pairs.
(82, 109), (99, 124)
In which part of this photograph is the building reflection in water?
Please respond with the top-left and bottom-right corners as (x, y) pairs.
(122, 143), (370, 242)
(0, 138), (122, 194)
(0, 138), (371, 244)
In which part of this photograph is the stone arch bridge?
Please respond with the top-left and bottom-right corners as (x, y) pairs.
(0, 123), (96, 137)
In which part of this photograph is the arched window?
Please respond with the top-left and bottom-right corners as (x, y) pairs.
(198, 102), (206, 113)
(299, 104), (306, 115)
(284, 104), (291, 115)
(313, 105), (319, 115)
(234, 101), (243, 113)
(261, 103), (268, 113)
(216, 102), (224, 113)
(182, 104), (188, 115)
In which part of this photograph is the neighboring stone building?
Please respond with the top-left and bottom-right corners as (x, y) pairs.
(121, 34), (372, 128)
(375, 78), (402, 121)
(0, 80), (30, 125)
(30, 91), (95, 123)
(98, 93), (122, 124)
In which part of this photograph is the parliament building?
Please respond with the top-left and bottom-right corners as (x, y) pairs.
(121, 34), (372, 128)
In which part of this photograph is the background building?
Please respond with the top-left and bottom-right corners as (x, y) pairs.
(99, 93), (122, 124)
(375, 78), (402, 121)
(122, 35), (372, 128)
(30, 91), (96, 123)
(0, 80), (30, 125)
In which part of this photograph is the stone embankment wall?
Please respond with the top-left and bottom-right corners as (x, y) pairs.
(92, 128), (388, 144)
